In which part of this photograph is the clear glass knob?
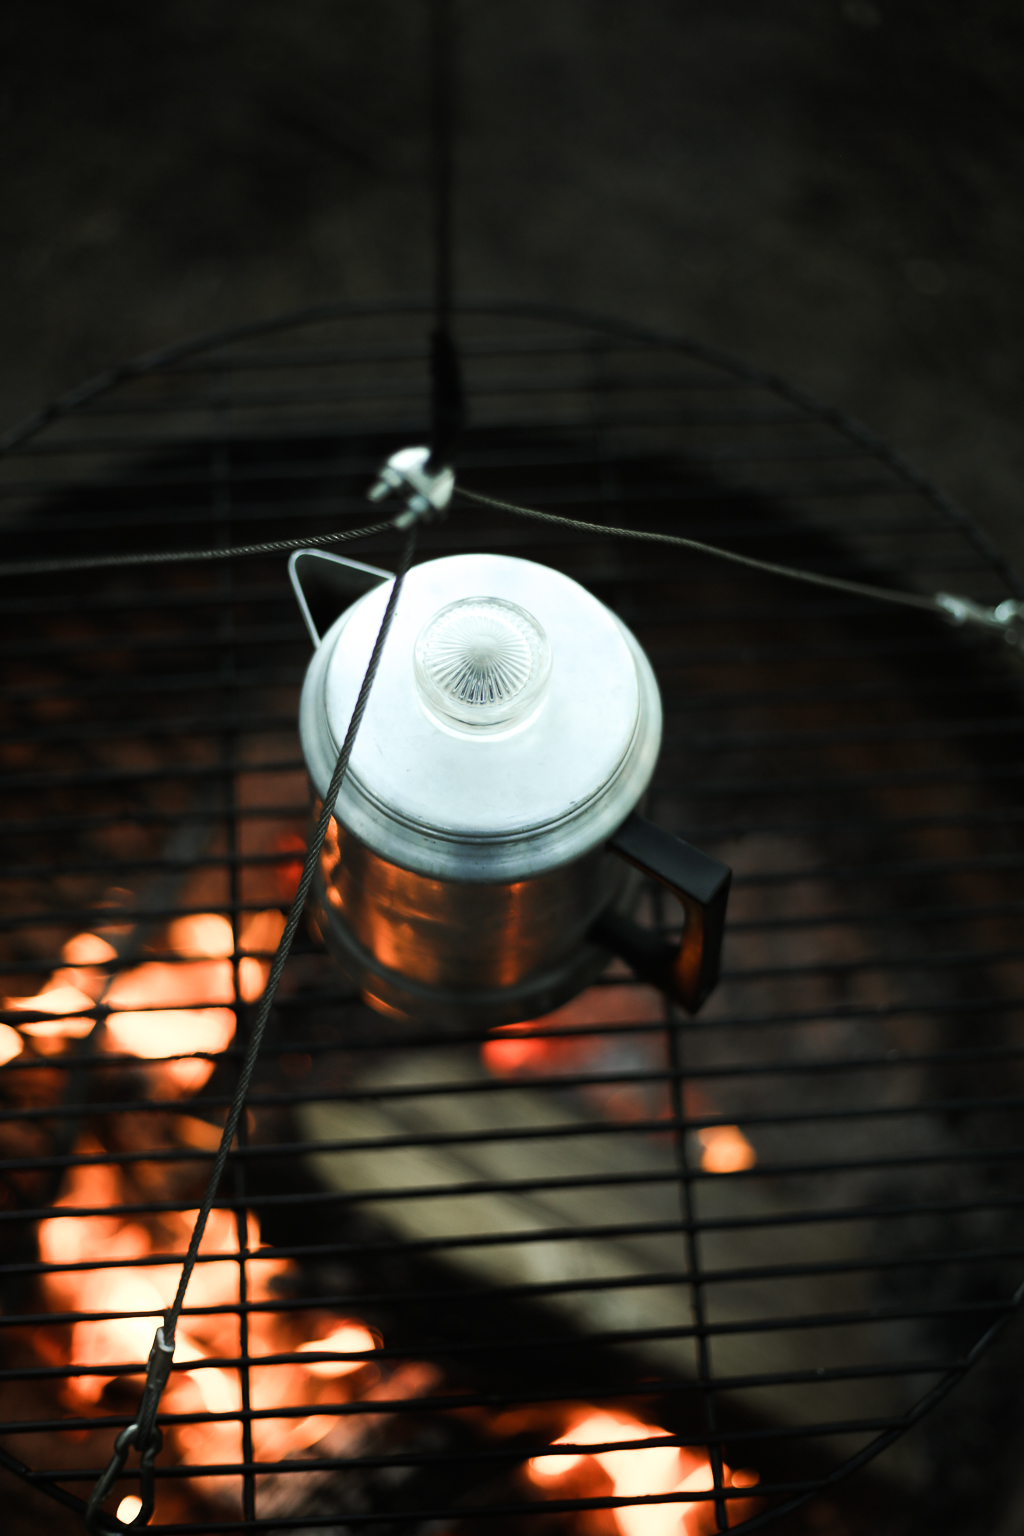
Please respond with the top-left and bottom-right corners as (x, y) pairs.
(414, 597), (552, 728)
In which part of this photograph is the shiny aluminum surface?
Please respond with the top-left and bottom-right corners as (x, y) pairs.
(299, 552), (662, 882)
(311, 815), (641, 1026)
(297, 548), (662, 1023)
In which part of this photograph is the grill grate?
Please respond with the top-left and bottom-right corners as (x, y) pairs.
(1, 301), (1023, 1536)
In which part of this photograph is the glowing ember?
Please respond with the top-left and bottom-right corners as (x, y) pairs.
(34, 1134), (386, 1508)
(528, 1410), (758, 1536)
(2, 908), (288, 1093)
(4, 899), (752, 1530)
(0, 1022), (23, 1064)
(697, 1125), (757, 1175)
(105, 1004), (236, 1056)
(103, 929), (237, 1092)
(238, 908), (287, 1001)
(62, 933), (118, 966)
(8, 932), (115, 1043)
(297, 1322), (379, 1377)
(8, 983), (96, 1040)
(166, 912), (235, 959)
(483, 998), (757, 1170)
(0, 901), (402, 1522)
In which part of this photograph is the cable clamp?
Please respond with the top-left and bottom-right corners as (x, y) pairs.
(367, 445), (455, 528)
(935, 592), (1024, 652)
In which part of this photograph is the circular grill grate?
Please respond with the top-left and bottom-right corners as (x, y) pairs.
(1, 301), (1023, 1535)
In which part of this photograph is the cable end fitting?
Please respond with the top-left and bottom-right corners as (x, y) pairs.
(134, 1325), (174, 1446)
(936, 592), (1024, 653)
(367, 445), (455, 529)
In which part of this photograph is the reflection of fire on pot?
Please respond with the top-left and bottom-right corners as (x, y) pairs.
(292, 548), (731, 1028)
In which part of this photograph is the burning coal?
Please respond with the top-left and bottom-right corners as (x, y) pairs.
(2, 907), (393, 1524)
(2, 910), (756, 1531)
(483, 987), (756, 1175)
(528, 1410), (758, 1536)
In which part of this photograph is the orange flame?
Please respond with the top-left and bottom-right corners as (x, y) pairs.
(528, 1410), (758, 1536)
(36, 1156), (380, 1477)
(3, 909), (286, 1086)
(697, 1125), (757, 1175)
(2, 907), (759, 1526)
(0, 1022), (23, 1064)
(297, 1322), (379, 1378)
(2, 905), (395, 1521)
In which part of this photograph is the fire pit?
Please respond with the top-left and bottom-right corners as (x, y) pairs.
(1, 301), (1022, 1536)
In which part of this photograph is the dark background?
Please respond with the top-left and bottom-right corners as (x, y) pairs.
(1, 3), (1024, 1531)
(1, 1), (1023, 568)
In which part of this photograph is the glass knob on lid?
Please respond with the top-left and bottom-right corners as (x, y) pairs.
(414, 596), (552, 729)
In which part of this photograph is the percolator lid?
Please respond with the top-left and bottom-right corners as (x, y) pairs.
(299, 552), (662, 881)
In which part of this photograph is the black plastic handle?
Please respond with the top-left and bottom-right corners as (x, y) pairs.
(591, 811), (731, 1013)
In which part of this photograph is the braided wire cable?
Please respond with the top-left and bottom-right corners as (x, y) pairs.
(0, 485), (976, 622)
(456, 487), (942, 615)
(0, 516), (394, 580)
(84, 520), (420, 1533)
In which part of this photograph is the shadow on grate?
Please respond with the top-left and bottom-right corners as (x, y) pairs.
(0, 302), (1022, 1536)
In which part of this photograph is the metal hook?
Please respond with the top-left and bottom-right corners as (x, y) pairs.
(84, 1422), (164, 1534)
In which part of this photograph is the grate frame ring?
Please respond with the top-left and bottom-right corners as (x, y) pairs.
(0, 298), (1022, 1536)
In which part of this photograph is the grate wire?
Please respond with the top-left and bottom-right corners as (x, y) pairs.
(0, 302), (1022, 1535)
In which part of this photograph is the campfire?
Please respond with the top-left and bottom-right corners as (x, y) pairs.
(2, 906), (401, 1522)
(1, 903), (754, 1531)
(2, 302), (1022, 1536)
(528, 1411), (759, 1536)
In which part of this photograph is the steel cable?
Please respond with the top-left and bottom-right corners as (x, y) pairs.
(456, 487), (943, 615)
(83, 520), (419, 1535)
(6, 484), (1013, 645)
(0, 516), (394, 580)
